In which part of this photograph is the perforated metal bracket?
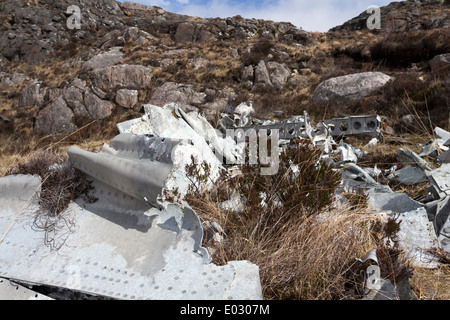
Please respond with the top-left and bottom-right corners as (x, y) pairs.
(320, 115), (383, 140)
(226, 115), (383, 142)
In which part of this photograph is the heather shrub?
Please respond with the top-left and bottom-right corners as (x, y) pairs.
(241, 38), (275, 66)
(370, 29), (450, 68)
(7, 148), (95, 217)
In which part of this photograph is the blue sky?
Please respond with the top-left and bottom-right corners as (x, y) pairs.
(118, 0), (400, 32)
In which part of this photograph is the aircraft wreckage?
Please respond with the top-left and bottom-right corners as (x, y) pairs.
(0, 102), (449, 300)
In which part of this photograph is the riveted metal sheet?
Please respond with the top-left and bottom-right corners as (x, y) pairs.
(0, 176), (262, 300)
(427, 163), (450, 197)
(396, 207), (442, 268)
(435, 197), (450, 254)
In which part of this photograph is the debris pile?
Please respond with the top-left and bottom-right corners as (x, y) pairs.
(0, 101), (449, 300)
(65, 103), (450, 298)
(0, 103), (265, 300)
(218, 105), (450, 299)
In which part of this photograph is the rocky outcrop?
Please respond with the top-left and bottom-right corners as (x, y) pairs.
(0, 0), (309, 64)
(0, 0), (127, 64)
(255, 60), (273, 87)
(115, 89), (139, 109)
(0, 72), (28, 86)
(148, 82), (206, 110)
(33, 77), (117, 134)
(241, 65), (254, 83)
(18, 81), (46, 107)
(331, 0), (450, 32)
(174, 23), (196, 43)
(167, 16), (309, 44)
(266, 61), (291, 90)
(35, 95), (76, 133)
(3, 0), (447, 138)
(99, 26), (156, 49)
(90, 64), (153, 92)
(81, 47), (124, 72)
(83, 89), (114, 119)
(63, 84), (86, 118)
(314, 72), (394, 107)
(430, 53), (450, 71)
(249, 60), (292, 90)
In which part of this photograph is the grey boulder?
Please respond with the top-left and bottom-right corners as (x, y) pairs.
(35, 96), (76, 134)
(90, 64), (153, 92)
(314, 72), (393, 107)
(429, 53), (450, 72)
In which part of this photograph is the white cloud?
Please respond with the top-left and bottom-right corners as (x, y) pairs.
(176, 0), (246, 18)
(120, 0), (399, 32)
(130, 0), (171, 7)
(254, 0), (397, 32)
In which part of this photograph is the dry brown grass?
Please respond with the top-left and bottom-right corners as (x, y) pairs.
(370, 28), (450, 68)
(184, 135), (450, 300)
(410, 265), (450, 300)
(246, 209), (380, 300)
(122, 42), (164, 67)
(185, 145), (384, 300)
(0, 119), (107, 178)
(189, 188), (381, 300)
(188, 173), (450, 300)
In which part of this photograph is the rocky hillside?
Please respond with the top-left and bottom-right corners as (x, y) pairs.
(332, 0), (450, 32)
(0, 0), (449, 149)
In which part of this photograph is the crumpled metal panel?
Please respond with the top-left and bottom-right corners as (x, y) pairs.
(221, 112), (383, 141)
(438, 149), (450, 164)
(68, 133), (182, 209)
(368, 192), (423, 214)
(341, 163), (392, 194)
(434, 127), (450, 147)
(125, 104), (225, 168)
(435, 197), (450, 253)
(426, 163), (450, 199)
(398, 148), (435, 171)
(439, 225), (450, 253)
(232, 121), (308, 141)
(0, 174), (41, 216)
(220, 109), (313, 141)
(358, 249), (417, 300)
(396, 207), (442, 268)
(392, 165), (428, 186)
(0, 175), (263, 300)
(116, 104), (225, 196)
